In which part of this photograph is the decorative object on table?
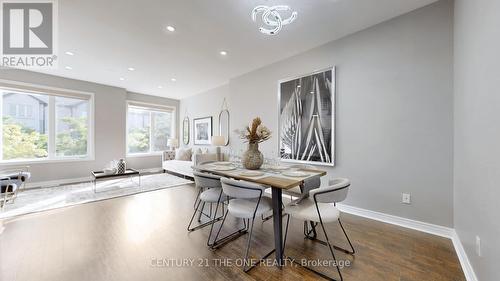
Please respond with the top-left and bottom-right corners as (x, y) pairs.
(103, 160), (118, 175)
(193, 116), (212, 145)
(0, 166), (31, 209)
(268, 165), (289, 171)
(117, 159), (127, 174)
(182, 116), (190, 145)
(278, 67), (335, 166)
(240, 170), (265, 177)
(213, 165), (236, 171)
(167, 138), (179, 150)
(218, 98), (230, 146)
(235, 117), (272, 170)
(251, 5), (298, 35)
(103, 167), (117, 175)
(282, 171), (309, 178)
(211, 136), (225, 161)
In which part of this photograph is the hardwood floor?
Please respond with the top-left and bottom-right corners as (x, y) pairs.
(0, 184), (465, 281)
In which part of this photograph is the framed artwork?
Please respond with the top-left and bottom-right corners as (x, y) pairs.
(278, 67), (335, 166)
(183, 117), (190, 145)
(193, 116), (212, 145)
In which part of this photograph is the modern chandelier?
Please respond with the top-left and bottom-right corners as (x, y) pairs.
(251, 5), (298, 35)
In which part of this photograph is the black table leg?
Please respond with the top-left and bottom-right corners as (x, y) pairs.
(271, 187), (284, 267)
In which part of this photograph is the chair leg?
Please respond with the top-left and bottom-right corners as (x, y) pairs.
(198, 202), (207, 222)
(193, 187), (202, 209)
(285, 216), (344, 281)
(242, 216), (277, 273)
(206, 200), (223, 246)
(209, 209), (248, 249)
(188, 200), (224, 232)
(318, 220), (343, 281)
(304, 219), (355, 255)
(283, 214), (291, 251)
(338, 218), (355, 254)
(243, 217), (256, 272)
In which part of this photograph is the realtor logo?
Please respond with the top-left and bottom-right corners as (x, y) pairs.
(1, 0), (58, 68)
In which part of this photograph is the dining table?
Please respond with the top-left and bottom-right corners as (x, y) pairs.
(194, 162), (327, 268)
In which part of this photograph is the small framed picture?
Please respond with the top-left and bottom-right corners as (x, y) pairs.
(193, 116), (212, 145)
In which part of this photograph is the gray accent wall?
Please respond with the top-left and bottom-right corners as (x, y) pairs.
(0, 70), (179, 183)
(181, 0), (454, 227)
(454, 0), (500, 280)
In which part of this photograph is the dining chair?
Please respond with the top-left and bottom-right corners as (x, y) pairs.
(283, 178), (355, 281)
(191, 160), (218, 209)
(187, 171), (228, 234)
(211, 177), (274, 272)
(278, 164), (322, 238)
(283, 164), (321, 198)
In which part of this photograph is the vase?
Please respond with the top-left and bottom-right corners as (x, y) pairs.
(117, 159), (127, 174)
(242, 142), (264, 170)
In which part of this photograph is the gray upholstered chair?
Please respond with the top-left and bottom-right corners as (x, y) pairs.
(211, 178), (273, 272)
(283, 178), (355, 281)
(188, 171), (228, 238)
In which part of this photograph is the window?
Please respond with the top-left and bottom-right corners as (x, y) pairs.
(127, 102), (174, 155)
(1, 85), (93, 162)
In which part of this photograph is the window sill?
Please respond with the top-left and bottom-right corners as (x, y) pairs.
(126, 153), (163, 158)
(0, 157), (95, 166)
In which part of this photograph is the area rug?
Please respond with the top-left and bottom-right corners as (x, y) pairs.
(0, 173), (192, 219)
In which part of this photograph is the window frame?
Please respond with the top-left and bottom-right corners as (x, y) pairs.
(126, 100), (176, 157)
(0, 80), (95, 165)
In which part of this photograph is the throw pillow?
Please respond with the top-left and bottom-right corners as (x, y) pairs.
(175, 148), (192, 161)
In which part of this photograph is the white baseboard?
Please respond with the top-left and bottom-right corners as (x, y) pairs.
(337, 204), (454, 238)
(26, 177), (91, 189)
(451, 231), (478, 281)
(25, 167), (164, 189)
(337, 203), (476, 281)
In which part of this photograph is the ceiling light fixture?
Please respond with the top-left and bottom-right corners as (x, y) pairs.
(166, 25), (176, 32)
(158, 86), (163, 89)
(119, 77), (125, 81)
(171, 78), (177, 82)
(65, 51), (74, 56)
(219, 51), (228, 56)
(65, 66), (73, 70)
(127, 67), (135, 71)
(251, 5), (297, 35)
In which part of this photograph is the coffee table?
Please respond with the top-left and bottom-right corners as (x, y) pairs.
(91, 169), (141, 193)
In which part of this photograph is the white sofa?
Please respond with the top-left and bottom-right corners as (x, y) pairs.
(162, 149), (221, 178)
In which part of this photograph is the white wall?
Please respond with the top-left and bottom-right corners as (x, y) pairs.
(0, 70), (179, 183)
(181, 0), (454, 227)
(179, 84), (229, 151)
(454, 0), (500, 280)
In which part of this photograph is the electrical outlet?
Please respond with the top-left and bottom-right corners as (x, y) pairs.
(402, 193), (411, 204)
(476, 236), (481, 257)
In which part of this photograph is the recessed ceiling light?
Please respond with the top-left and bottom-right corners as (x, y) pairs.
(65, 66), (73, 70)
(119, 77), (125, 81)
(171, 78), (177, 82)
(65, 51), (74, 56)
(127, 67), (135, 71)
(219, 51), (228, 56)
(158, 85), (163, 89)
(166, 25), (176, 32)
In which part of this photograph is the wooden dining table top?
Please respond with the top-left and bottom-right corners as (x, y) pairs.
(194, 163), (327, 190)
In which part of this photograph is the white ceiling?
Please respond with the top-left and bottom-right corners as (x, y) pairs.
(35, 0), (437, 100)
